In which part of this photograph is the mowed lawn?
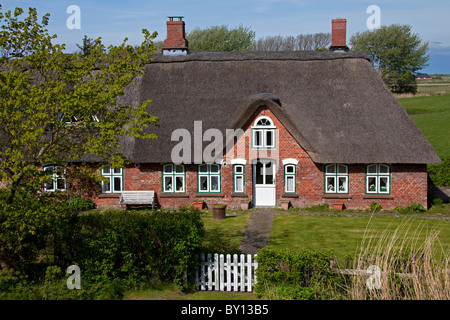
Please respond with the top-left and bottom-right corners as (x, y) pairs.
(267, 214), (450, 263)
(398, 94), (450, 157)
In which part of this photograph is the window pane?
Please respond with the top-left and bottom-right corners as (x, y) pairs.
(175, 165), (184, 173)
(266, 130), (273, 147)
(338, 177), (347, 193)
(199, 165), (208, 173)
(46, 179), (54, 191)
(210, 165), (220, 173)
(379, 165), (389, 174)
(164, 176), (173, 192)
(286, 176), (294, 192)
(367, 165), (377, 174)
(175, 176), (184, 192)
(234, 165), (243, 174)
(57, 178), (66, 191)
(326, 165), (336, 174)
(200, 176), (208, 191)
(367, 177), (377, 192)
(286, 165), (295, 174)
(266, 162), (274, 184)
(379, 177), (388, 193)
(113, 168), (122, 175)
(326, 176), (336, 192)
(102, 165), (111, 175)
(102, 177), (111, 193)
(235, 176), (243, 192)
(254, 130), (262, 146)
(338, 165), (348, 174)
(210, 176), (219, 191)
(255, 162), (264, 185)
(113, 177), (122, 192)
(163, 164), (173, 174)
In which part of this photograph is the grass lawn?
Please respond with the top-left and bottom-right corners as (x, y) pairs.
(397, 94), (450, 157)
(268, 213), (450, 264)
(200, 211), (251, 254)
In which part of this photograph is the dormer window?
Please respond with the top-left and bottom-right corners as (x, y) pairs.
(252, 116), (276, 149)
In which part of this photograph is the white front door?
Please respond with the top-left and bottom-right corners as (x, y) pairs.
(253, 159), (276, 207)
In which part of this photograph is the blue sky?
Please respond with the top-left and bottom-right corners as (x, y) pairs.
(2, 0), (449, 73)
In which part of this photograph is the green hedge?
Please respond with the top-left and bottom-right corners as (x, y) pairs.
(255, 248), (343, 300)
(0, 203), (204, 299)
(428, 156), (450, 187)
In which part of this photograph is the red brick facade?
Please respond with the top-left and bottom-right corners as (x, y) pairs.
(93, 106), (428, 210)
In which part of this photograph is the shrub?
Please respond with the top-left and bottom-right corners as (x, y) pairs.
(394, 202), (427, 214)
(255, 248), (343, 300)
(428, 156), (450, 187)
(369, 201), (383, 213)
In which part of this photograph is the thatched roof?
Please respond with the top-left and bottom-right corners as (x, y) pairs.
(115, 50), (441, 164)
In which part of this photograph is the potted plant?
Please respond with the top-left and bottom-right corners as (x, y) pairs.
(240, 199), (250, 210)
(193, 199), (204, 210)
(333, 200), (344, 210)
(212, 203), (227, 220)
(280, 200), (290, 210)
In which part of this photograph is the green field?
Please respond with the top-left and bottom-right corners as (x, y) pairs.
(398, 94), (450, 157)
(267, 214), (450, 263)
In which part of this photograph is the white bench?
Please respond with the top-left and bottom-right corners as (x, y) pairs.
(120, 191), (155, 208)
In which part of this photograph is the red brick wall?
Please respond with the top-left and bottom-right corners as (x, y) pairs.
(92, 105), (428, 210)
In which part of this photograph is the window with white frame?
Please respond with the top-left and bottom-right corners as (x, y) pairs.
(366, 164), (390, 194)
(252, 116), (276, 149)
(324, 164), (349, 194)
(44, 165), (66, 192)
(101, 165), (123, 193)
(284, 164), (296, 193)
(198, 164), (221, 193)
(162, 164), (185, 193)
(233, 164), (245, 193)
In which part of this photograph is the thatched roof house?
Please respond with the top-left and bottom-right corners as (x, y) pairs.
(84, 17), (440, 210)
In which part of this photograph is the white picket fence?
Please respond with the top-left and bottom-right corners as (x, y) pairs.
(195, 253), (258, 292)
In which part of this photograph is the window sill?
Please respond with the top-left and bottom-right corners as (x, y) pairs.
(98, 193), (121, 199)
(159, 193), (189, 198)
(195, 193), (225, 198)
(231, 193), (249, 198)
(363, 194), (394, 200)
(322, 194), (352, 199)
(282, 193), (299, 198)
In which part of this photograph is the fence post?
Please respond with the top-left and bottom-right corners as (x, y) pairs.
(247, 254), (252, 292)
(214, 253), (219, 290)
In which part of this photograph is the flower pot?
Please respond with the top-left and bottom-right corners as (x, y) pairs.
(212, 204), (227, 220)
(333, 201), (344, 210)
(240, 200), (250, 210)
(280, 200), (290, 210)
(193, 201), (204, 210)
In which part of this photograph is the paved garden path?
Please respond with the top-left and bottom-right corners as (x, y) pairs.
(239, 209), (275, 255)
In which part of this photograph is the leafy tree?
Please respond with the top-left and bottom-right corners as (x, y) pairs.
(187, 24), (255, 52)
(76, 35), (95, 56)
(252, 33), (331, 51)
(0, 6), (159, 204)
(350, 24), (429, 93)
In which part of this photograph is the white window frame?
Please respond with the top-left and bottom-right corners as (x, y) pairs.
(44, 165), (66, 192)
(251, 116), (276, 149)
(366, 164), (390, 194)
(324, 164), (349, 194)
(233, 164), (245, 193)
(101, 165), (123, 194)
(162, 164), (185, 193)
(198, 164), (221, 193)
(284, 164), (296, 193)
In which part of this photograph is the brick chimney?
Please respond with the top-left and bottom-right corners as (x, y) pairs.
(162, 16), (189, 56)
(329, 18), (349, 51)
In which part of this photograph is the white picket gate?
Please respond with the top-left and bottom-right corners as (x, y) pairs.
(195, 253), (258, 292)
